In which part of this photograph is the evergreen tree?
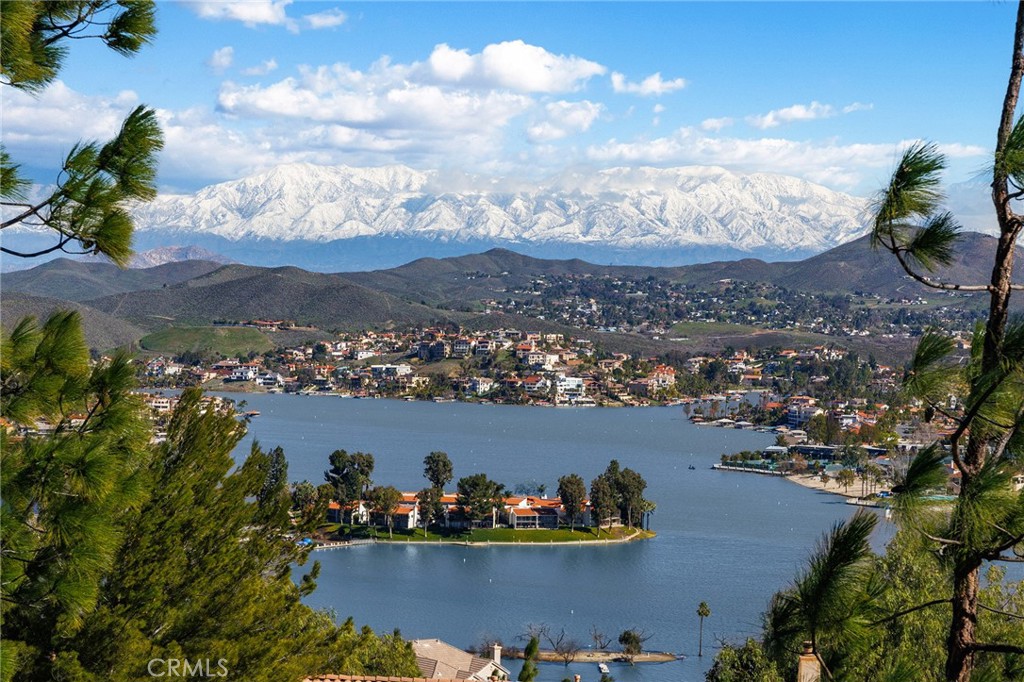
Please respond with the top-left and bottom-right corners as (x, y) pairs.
(704, 639), (782, 682)
(61, 389), (419, 681)
(416, 486), (444, 536)
(556, 473), (586, 532)
(456, 473), (505, 527)
(423, 450), (454, 490)
(1, 324), (421, 681)
(1, 312), (150, 680)
(518, 636), (540, 682)
(1, 1), (163, 265)
(589, 475), (618, 534)
(868, 5), (1024, 678)
(366, 485), (402, 539)
(762, 510), (884, 678)
(324, 449), (375, 522)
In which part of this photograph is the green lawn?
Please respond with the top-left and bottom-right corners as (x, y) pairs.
(317, 524), (652, 544)
(140, 326), (274, 356)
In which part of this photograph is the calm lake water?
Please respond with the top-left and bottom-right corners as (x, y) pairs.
(220, 394), (880, 681)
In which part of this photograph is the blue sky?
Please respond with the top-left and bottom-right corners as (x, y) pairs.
(4, 1), (1018, 197)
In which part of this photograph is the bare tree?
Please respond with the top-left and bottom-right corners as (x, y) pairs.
(590, 624), (613, 650)
(544, 627), (583, 666)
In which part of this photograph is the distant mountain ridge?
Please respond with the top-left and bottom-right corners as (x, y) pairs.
(4, 233), (1018, 354)
(130, 163), (871, 261)
(2, 258), (225, 302)
(127, 246), (236, 268)
(345, 232), (1022, 304)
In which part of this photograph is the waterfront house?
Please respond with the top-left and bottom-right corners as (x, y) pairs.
(255, 372), (284, 387)
(468, 377), (495, 395)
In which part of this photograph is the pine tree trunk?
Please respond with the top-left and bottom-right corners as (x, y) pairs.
(945, 558), (981, 682)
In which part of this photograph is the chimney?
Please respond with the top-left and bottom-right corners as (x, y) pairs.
(491, 643), (502, 665)
(797, 641), (821, 682)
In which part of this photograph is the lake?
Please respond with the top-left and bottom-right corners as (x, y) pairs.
(222, 393), (879, 681)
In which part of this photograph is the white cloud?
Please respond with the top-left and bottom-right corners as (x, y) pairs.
(1, 81), (139, 152)
(842, 101), (873, 114)
(937, 142), (988, 158)
(218, 75), (532, 133)
(301, 8), (346, 30)
(746, 101), (835, 129)
(586, 129), (989, 192)
(610, 71), (686, 97)
(701, 117), (734, 132)
(527, 100), (603, 142)
(242, 58), (278, 76)
(653, 104), (665, 114)
(185, 1), (294, 28)
(428, 44), (475, 82)
(426, 40), (606, 93)
(207, 46), (234, 74)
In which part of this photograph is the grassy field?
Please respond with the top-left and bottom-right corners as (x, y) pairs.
(667, 320), (826, 349)
(140, 326), (275, 356)
(317, 524), (652, 544)
(669, 321), (764, 337)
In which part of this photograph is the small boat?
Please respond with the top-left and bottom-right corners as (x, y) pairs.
(598, 663), (610, 674)
(688, 465), (696, 470)
(244, 410), (260, 417)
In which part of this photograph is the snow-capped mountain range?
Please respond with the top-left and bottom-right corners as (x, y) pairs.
(133, 164), (872, 255)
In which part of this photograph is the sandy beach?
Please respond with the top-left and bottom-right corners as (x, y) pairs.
(785, 473), (861, 499)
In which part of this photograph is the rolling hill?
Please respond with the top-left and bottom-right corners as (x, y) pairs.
(83, 265), (467, 331)
(2, 258), (225, 302)
(344, 232), (1022, 306)
(0, 293), (146, 351)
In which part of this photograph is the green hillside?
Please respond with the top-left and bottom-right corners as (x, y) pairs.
(1, 293), (146, 351)
(140, 326), (275, 356)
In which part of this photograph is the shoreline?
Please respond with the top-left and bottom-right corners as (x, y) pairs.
(313, 529), (653, 550)
(141, 383), (766, 412)
(511, 649), (679, 664)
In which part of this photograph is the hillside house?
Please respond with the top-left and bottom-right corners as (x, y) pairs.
(451, 338), (474, 358)
(521, 376), (550, 396)
(411, 639), (509, 681)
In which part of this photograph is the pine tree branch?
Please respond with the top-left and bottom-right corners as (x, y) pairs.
(1, 235), (75, 258)
(890, 247), (992, 291)
(968, 642), (1024, 655)
(921, 531), (962, 546)
(949, 374), (1013, 470)
(0, 197), (56, 229)
(979, 603), (1024, 620)
(870, 598), (951, 625)
(986, 532), (1024, 558)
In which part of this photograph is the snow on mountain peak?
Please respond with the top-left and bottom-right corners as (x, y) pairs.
(132, 163), (871, 253)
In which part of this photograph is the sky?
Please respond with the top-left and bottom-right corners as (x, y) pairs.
(3, 1), (1019, 198)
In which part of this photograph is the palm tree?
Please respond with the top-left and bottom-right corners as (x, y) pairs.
(697, 601), (711, 657)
